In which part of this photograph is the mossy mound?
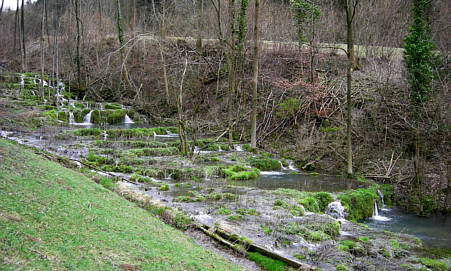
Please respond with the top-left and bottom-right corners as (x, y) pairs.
(220, 165), (260, 180)
(250, 158), (282, 171)
(338, 187), (379, 221)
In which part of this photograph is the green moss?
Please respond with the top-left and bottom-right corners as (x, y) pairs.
(159, 183), (169, 191)
(57, 111), (68, 122)
(106, 109), (127, 124)
(227, 215), (243, 221)
(298, 196), (320, 213)
(129, 174), (153, 183)
(129, 147), (179, 157)
(248, 209), (259, 215)
(243, 144), (257, 154)
(73, 128), (102, 137)
(359, 236), (370, 243)
(418, 258), (447, 271)
(336, 264), (349, 271)
(205, 143), (219, 151)
(247, 252), (286, 271)
(307, 231), (326, 241)
(218, 208), (231, 215)
(250, 158), (281, 171)
(274, 199), (289, 209)
(220, 165), (260, 180)
(44, 110), (58, 121)
(261, 225), (272, 235)
(338, 187), (379, 221)
(90, 110), (101, 124)
(104, 103), (122, 110)
(313, 192), (334, 212)
(290, 205), (305, 216)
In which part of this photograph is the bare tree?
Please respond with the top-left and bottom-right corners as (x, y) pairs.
(75, 0), (82, 87)
(196, 0), (204, 54)
(21, 0), (26, 71)
(0, 0), (4, 18)
(345, 0), (358, 176)
(130, 0), (135, 34)
(40, 0), (46, 100)
(226, 0), (237, 145)
(250, 0), (259, 149)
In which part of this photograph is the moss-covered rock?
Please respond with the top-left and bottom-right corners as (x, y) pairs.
(314, 192), (334, 212)
(106, 109), (127, 124)
(57, 111), (69, 122)
(220, 165), (260, 180)
(250, 158), (281, 171)
(338, 187), (379, 221)
(91, 110), (101, 124)
(298, 196), (320, 213)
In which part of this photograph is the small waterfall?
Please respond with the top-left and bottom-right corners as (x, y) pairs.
(373, 199), (379, 217)
(83, 110), (93, 124)
(377, 190), (385, 206)
(218, 144), (222, 151)
(372, 198), (391, 221)
(68, 112), (74, 125)
(204, 169), (210, 181)
(20, 74), (25, 89)
(102, 130), (108, 141)
(279, 161), (288, 170)
(123, 114), (134, 124)
(288, 160), (298, 172)
(326, 201), (345, 219)
(235, 145), (243, 152)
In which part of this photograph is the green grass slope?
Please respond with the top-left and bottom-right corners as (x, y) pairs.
(0, 139), (241, 271)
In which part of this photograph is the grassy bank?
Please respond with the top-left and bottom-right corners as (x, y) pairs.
(0, 139), (241, 271)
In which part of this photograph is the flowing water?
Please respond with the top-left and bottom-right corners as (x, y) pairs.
(364, 207), (451, 248)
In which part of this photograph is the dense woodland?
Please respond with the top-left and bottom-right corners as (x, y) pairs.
(0, 0), (449, 215)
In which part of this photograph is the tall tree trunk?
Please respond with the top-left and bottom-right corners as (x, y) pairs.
(54, 0), (60, 92)
(250, 0), (259, 149)
(345, 0), (357, 176)
(75, 0), (81, 88)
(0, 0), (4, 18)
(227, 0), (236, 145)
(130, 0), (135, 34)
(177, 57), (189, 156)
(196, 0), (204, 54)
(116, 0), (124, 57)
(21, 0), (26, 71)
(40, 0), (45, 101)
(98, 0), (102, 32)
(309, 1), (315, 83)
(14, 0), (18, 52)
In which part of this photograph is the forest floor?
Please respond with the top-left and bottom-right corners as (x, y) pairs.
(0, 138), (245, 271)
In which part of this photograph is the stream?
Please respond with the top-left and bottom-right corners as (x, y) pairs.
(363, 207), (451, 249)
